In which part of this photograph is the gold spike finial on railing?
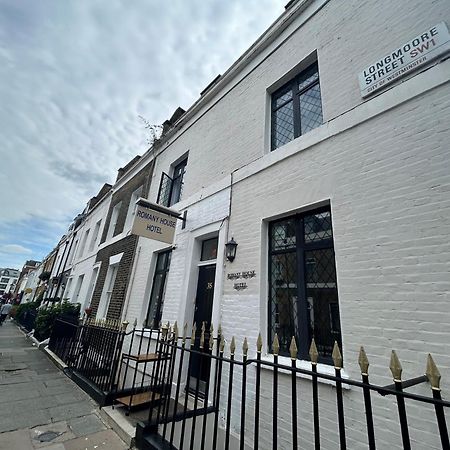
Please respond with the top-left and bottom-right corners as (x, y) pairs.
(426, 354), (441, 390)
(390, 350), (402, 381)
(309, 338), (319, 364)
(332, 341), (343, 369)
(191, 322), (197, 347)
(243, 337), (249, 357)
(256, 333), (263, 353)
(209, 324), (214, 351)
(358, 346), (369, 375)
(182, 323), (187, 344)
(218, 323), (222, 337)
(230, 336), (236, 356)
(272, 333), (280, 356)
(289, 337), (297, 360)
(173, 321), (179, 339)
(133, 318), (138, 329)
(200, 322), (206, 349)
(121, 320), (129, 332)
(219, 334), (225, 353)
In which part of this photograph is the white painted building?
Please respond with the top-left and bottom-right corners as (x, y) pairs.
(20, 264), (43, 303)
(63, 186), (111, 314)
(0, 268), (20, 296)
(115, 0), (450, 448)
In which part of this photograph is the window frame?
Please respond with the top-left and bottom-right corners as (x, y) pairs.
(97, 263), (119, 319)
(157, 157), (188, 207)
(145, 250), (172, 329)
(89, 220), (102, 252)
(268, 205), (341, 365)
(78, 229), (90, 259)
(125, 185), (144, 230)
(271, 62), (322, 151)
(107, 202), (122, 240)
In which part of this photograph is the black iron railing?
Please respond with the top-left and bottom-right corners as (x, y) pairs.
(17, 309), (37, 332)
(133, 323), (450, 450)
(48, 318), (79, 362)
(48, 318), (127, 400)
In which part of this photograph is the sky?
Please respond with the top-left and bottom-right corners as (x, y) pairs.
(0, 0), (287, 270)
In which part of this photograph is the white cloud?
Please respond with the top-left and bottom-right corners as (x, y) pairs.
(0, 0), (286, 267)
(1, 244), (33, 254)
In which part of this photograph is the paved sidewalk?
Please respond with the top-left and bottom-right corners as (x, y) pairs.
(0, 319), (129, 449)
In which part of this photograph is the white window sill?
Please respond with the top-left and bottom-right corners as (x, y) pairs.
(260, 354), (351, 390)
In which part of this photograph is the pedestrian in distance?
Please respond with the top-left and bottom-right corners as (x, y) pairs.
(0, 301), (12, 325)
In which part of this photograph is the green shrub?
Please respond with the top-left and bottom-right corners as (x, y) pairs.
(15, 302), (38, 323)
(34, 301), (80, 341)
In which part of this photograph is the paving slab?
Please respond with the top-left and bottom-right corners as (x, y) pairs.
(0, 322), (129, 449)
(67, 414), (107, 437)
(63, 429), (128, 450)
(29, 421), (75, 448)
(0, 429), (34, 450)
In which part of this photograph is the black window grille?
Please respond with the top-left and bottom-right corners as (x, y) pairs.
(157, 158), (187, 207)
(271, 62), (323, 151)
(268, 206), (341, 363)
(145, 250), (172, 329)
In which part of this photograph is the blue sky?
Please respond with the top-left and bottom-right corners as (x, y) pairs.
(0, 0), (286, 270)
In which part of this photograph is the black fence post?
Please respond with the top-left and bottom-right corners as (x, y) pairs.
(290, 337), (299, 450)
(358, 347), (376, 450)
(224, 336), (236, 450)
(390, 351), (411, 450)
(254, 333), (262, 450)
(310, 339), (321, 450)
(426, 354), (450, 449)
(332, 342), (346, 450)
(239, 337), (248, 450)
(212, 332), (225, 450)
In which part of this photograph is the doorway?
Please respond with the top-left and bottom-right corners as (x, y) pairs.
(188, 264), (216, 394)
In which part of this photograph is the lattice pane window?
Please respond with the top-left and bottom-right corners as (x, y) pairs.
(269, 252), (298, 354)
(272, 101), (294, 150)
(271, 62), (323, 151)
(299, 83), (323, 134)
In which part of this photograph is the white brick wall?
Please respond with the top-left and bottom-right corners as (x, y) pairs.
(104, 1), (450, 447)
(145, 0), (450, 205)
(221, 82), (450, 449)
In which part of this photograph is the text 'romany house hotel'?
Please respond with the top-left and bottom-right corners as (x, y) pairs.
(28, 0), (450, 448)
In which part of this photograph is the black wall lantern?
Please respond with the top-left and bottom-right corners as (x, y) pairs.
(225, 237), (238, 262)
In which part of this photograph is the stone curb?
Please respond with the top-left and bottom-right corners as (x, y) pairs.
(99, 406), (135, 448)
(42, 345), (68, 370)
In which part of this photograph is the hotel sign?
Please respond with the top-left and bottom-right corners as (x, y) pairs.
(358, 22), (450, 97)
(131, 204), (178, 244)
